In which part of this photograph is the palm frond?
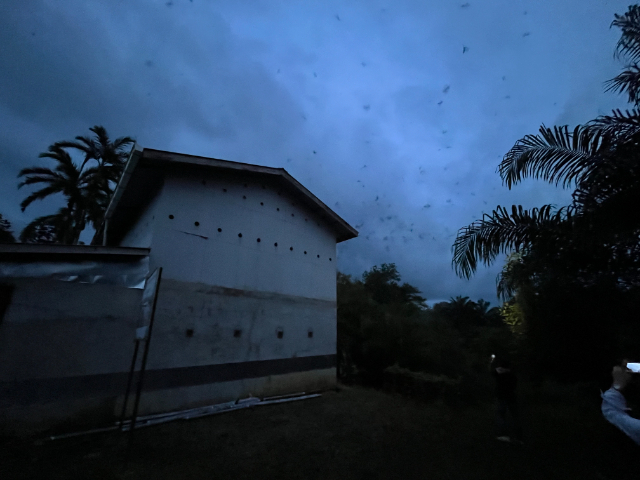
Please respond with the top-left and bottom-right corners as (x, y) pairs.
(19, 185), (63, 211)
(451, 204), (562, 279)
(17, 167), (58, 179)
(612, 5), (640, 63)
(604, 65), (640, 106)
(589, 108), (640, 138)
(498, 125), (611, 189)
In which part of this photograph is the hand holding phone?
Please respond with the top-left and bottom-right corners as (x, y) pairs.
(626, 362), (640, 373)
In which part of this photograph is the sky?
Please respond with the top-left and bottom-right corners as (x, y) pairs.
(0, 0), (633, 305)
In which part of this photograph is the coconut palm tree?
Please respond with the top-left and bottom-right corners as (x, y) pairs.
(452, 5), (640, 294)
(18, 145), (97, 244)
(55, 125), (134, 225)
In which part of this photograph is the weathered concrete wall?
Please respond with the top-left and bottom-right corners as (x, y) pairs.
(135, 171), (337, 301)
(119, 185), (162, 249)
(0, 278), (142, 381)
(0, 278), (142, 434)
(0, 277), (336, 435)
(148, 278), (336, 368)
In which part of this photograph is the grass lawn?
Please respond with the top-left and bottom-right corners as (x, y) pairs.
(2, 384), (639, 480)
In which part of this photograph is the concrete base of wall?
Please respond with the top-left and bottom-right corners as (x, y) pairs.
(1, 368), (336, 436)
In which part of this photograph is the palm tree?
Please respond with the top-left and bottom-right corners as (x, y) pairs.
(452, 5), (640, 295)
(18, 145), (97, 244)
(55, 125), (134, 225)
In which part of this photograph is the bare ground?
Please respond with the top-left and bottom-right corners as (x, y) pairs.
(2, 384), (639, 480)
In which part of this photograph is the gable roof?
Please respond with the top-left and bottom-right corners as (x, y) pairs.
(94, 145), (358, 245)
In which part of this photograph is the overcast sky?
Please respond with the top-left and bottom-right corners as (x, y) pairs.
(0, 0), (632, 305)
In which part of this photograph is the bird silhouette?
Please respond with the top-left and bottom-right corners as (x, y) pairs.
(443, 85), (450, 93)
(463, 46), (469, 53)
(335, 14), (341, 21)
(461, 3), (470, 7)
(437, 100), (443, 105)
(522, 32), (531, 37)
(363, 105), (370, 111)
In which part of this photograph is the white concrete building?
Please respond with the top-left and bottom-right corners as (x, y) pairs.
(0, 146), (356, 433)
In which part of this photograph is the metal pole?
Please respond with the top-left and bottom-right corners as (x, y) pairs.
(125, 268), (162, 465)
(118, 339), (140, 430)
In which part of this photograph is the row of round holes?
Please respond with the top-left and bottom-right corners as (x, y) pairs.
(168, 215), (331, 260)
(205, 184), (321, 226)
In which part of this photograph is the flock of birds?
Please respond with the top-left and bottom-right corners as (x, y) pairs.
(155, 1), (533, 249)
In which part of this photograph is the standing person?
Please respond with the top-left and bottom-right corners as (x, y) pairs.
(601, 361), (640, 446)
(490, 355), (523, 444)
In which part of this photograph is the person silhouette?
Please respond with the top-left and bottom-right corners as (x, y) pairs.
(490, 355), (523, 444)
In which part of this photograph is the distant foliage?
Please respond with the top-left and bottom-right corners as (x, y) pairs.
(337, 265), (514, 400)
(0, 214), (16, 243)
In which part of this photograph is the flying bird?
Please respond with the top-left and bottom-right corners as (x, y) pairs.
(461, 3), (470, 7)
(363, 105), (370, 110)
(437, 100), (443, 105)
(361, 62), (367, 67)
(443, 85), (450, 94)
(335, 14), (341, 20)
(463, 46), (469, 53)
(522, 32), (531, 37)
(502, 76), (506, 80)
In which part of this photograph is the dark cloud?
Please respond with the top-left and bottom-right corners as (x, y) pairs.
(0, 0), (634, 303)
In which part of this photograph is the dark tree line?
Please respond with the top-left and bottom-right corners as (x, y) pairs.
(452, 5), (640, 381)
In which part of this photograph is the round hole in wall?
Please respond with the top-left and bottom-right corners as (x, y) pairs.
(291, 213), (294, 217)
(260, 202), (264, 206)
(308, 331), (313, 338)
(305, 218), (308, 222)
(277, 330), (283, 339)
(243, 195), (246, 199)
(169, 215), (174, 219)
(234, 329), (242, 338)
(218, 228), (222, 232)
(186, 328), (194, 337)
(238, 233), (242, 238)
(290, 247), (293, 251)
(317, 255), (320, 258)
(194, 221), (200, 227)
(257, 238), (261, 242)
(223, 188), (227, 192)
(304, 251), (307, 254)
(329, 258), (332, 261)
(277, 208), (280, 211)
(274, 242), (278, 247)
